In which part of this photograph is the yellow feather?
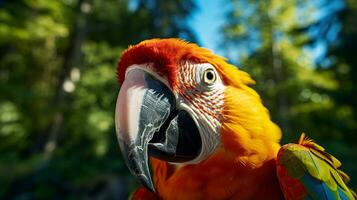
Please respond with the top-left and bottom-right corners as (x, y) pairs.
(221, 85), (282, 166)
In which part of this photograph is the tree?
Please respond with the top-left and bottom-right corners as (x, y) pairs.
(223, 0), (336, 140)
(222, 0), (356, 189)
(309, 0), (357, 189)
(0, 0), (197, 198)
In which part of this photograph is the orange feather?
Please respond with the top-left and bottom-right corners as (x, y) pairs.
(120, 39), (284, 199)
(150, 84), (284, 199)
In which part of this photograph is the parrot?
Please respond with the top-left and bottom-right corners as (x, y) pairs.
(114, 38), (356, 200)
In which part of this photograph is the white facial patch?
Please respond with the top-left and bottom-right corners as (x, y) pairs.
(119, 62), (225, 166)
(175, 62), (225, 164)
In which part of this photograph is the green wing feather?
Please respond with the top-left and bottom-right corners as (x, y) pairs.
(277, 133), (356, 200)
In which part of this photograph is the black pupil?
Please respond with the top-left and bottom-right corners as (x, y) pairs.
(206, 71), (214, 80)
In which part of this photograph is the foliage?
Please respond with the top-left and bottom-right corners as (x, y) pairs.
(0, 0), (196, 198)
(0, 0), (356, 198)
(315, 0), (357, 189)
(223, 0), (357, 189)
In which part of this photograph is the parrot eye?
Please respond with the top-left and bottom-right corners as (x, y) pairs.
(203, 68), (216, 85)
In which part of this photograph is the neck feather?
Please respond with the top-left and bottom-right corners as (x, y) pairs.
(221, 85), (281, 166)
(151, 85), (284, 199)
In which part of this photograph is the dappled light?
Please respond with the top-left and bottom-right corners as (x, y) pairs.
(0, 0), (356, 199)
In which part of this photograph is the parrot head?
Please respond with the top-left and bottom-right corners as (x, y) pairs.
(115, 38), (281, 192)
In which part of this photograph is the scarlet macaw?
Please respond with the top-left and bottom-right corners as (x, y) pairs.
(114, 39), (356, 200)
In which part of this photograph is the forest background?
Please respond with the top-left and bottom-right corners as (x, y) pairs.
(0, 0), (356, 199)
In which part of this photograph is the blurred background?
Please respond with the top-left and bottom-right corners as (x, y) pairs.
(0, 0), (356, 199)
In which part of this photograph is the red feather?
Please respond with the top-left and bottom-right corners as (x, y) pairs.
(117, 38), (201, 88)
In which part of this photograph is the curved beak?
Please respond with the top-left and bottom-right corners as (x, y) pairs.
(115, 68), (201, 192)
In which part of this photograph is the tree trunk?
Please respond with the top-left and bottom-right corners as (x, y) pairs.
(265, 3), (291, 137)
(42, 0), (91, 160)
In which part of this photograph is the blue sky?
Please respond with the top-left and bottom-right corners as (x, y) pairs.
(189, 0), (228, 54)
(189, 0), (344, 64)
